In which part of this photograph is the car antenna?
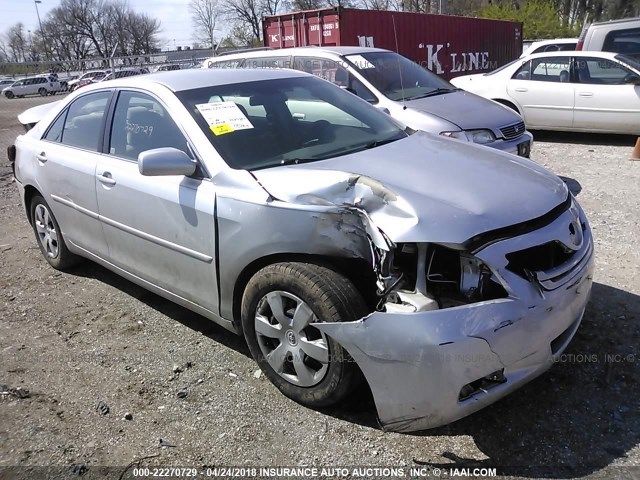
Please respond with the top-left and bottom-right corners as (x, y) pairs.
(392, 16), (407, 110)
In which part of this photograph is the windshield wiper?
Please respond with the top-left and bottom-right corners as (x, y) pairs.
(363, 136), (404, 149)
(404, 88), (459, 100)
(278, 157), (319, 166)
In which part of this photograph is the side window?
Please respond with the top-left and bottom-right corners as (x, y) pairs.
(513, 61), (531, 80)
(530, 57), (571, 82)
(208, 59), (242, 69)
(61, 91), (111, 151)
(109, 91), (191, 161)
(293, 56), (377, 103)
(242, 57), (291, 69)
(43, 111), (67, 143)
(603, 28), (640, 58)
(575, 57), (636, 85)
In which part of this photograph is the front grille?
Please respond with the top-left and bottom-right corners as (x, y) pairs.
(506, 234), (592, 292)
(500, 121), (526, 140)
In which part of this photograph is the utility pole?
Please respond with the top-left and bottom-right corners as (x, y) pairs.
(34, 0), (51, 62)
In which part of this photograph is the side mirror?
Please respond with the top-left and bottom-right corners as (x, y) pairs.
(138, 147), (196, 176)
(376, 106), (391, 115)
(627, 76), (640, 85)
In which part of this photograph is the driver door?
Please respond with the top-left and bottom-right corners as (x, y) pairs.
(95, 89), (219, 312)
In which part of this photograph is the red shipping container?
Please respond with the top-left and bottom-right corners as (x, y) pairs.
(263, 8), (522, 79)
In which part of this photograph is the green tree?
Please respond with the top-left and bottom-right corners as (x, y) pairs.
(479, 0), (580, 39)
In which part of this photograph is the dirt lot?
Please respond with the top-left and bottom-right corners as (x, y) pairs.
(0, 94), (639, 480)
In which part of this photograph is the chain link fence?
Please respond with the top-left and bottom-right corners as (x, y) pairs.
(0, 48), (223, 81)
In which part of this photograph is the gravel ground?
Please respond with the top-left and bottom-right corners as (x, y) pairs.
(0, 95), (639, 480)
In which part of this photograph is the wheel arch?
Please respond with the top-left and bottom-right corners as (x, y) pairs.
(492, 98), (522, 116)
(23, 184), (42, 225)
(231, 253), (377, 331)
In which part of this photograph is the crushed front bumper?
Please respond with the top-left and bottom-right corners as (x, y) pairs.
(315, 202), (594, 432)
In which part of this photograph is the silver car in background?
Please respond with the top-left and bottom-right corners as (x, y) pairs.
(205, 47), (533, 157)
(10, 69), (593, 432)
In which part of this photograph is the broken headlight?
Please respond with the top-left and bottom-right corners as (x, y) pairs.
(380, 244), (508, 312)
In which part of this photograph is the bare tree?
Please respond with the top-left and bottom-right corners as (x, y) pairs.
(3, 23), (29, 62)
(3, 0), (163, 62)
(191, 0), (221, 47)
(225, 0), (264, 44)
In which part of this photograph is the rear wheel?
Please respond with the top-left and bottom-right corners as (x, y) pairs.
(241, 262), (367, 407)
(38, 88), (47, 96)
(30, 195), (81, 270)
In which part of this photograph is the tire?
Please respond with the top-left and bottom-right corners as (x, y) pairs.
(30, 195), (81, 270)
(241, 262), (367, 407)
(38, 88), (47, 96)
(5, 91), (14, 99)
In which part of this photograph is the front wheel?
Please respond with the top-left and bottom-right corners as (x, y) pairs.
(5, 91), (14, 99)
(241, 262), (367, 407)
(30, 195), (81, 270)
(38, 88), (47, 96)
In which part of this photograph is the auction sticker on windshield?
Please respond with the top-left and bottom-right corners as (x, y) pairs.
(196, 101), (254, 135)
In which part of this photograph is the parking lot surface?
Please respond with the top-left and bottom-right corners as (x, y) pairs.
(1, 95), (639, 479)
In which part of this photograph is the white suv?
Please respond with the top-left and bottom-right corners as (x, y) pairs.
(578, 17), (640, 60)
(2, 75), (60, 99)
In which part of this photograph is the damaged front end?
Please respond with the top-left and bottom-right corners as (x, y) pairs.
(250, 146), (593, 433)
(314, 194), (593, 432)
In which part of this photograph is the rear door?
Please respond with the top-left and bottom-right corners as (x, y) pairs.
(572, 56), (640, 133)
(95, 89), (218, 310)
(507, 56), (575, 128)
(36, 90), (112, 255)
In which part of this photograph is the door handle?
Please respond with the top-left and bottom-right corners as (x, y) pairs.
(36, 152), (47, 162)
(97, 172), (116, 186)
(514, 87), (528, 92)
(579, 92), (593, 97)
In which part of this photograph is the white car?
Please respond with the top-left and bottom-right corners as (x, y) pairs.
(451, 51), (640, 134)
(520, 38), (577, 57)
(2, 75), (61, 99)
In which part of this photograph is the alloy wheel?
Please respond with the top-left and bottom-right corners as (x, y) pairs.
(254, 291), (329, 387)
(34, 204), (59, 258)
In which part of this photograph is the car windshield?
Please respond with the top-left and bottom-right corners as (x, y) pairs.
(177, 75), (408, 170)
(344, 51), (454, 101)
(616, 54), (640, 71)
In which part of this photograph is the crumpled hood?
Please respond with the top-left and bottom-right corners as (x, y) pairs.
(251, 131), (567, 246)
(405, 89), (519, 130)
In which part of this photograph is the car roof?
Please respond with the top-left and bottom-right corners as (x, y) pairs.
(524, 50), (620, 59)
(81, 68), (310, 93)
(212, 46), (391, 61)
(526, 38), (577, 46)
(589, 16), (640, 27)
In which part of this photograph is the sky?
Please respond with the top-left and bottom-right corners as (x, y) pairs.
(0, 0), (223, 51)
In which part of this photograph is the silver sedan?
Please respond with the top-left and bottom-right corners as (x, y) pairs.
(10, 68), (594, 432)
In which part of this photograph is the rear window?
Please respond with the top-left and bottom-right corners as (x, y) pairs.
(604, 28), (640, 60)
